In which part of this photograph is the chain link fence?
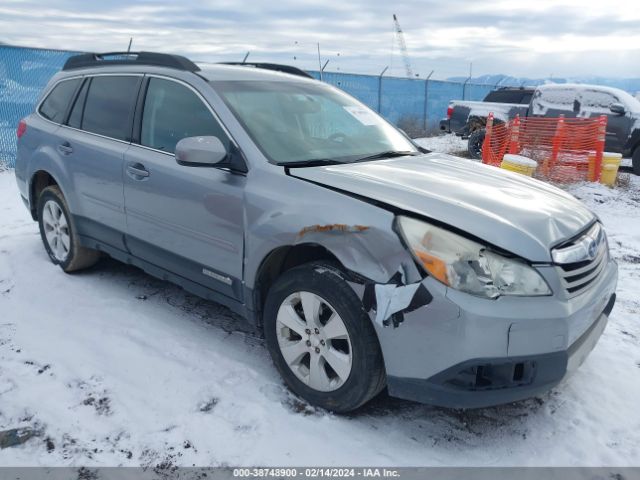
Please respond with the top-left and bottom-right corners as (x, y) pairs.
(308, 72), (495, 136)
(0, 46), (82, 168)
(1, 44), (498, 168)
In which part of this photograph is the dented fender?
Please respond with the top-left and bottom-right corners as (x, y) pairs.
(242, 168), (433, 328)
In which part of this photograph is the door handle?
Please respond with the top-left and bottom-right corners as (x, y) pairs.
(127, 163), (150, 179)
(57, 142), (73, 155)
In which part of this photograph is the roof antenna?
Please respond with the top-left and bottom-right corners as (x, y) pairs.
(242, 51), (250, 64)
(127, 37), (133, 54)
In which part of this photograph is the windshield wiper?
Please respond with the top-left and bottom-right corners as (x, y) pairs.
(280, 151), (419, 168)
(352, 150), (419, 163)
(280, 158), (344, 168)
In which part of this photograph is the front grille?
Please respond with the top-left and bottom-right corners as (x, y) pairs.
(553, 223), (609, 298)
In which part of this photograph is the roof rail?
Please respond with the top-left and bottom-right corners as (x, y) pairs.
(63, 51), (200, 72)
(218, 62), (313, 79)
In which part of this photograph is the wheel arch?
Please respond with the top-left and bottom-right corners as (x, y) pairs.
(466, 115), (488, 132)
(29, 170), (63, 220)
(251, 243), (345, 328)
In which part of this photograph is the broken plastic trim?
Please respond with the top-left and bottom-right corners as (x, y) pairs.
(360, 267), (433, 328)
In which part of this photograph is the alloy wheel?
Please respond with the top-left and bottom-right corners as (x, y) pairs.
(275, 291), (353, 392)
(42, 200), (71, 262)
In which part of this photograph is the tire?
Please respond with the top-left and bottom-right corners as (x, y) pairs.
(633, 147), (640, 176)
(37, 185), (100, 272)
(467, 128), (486, 160)
(263, 262), (386, 413)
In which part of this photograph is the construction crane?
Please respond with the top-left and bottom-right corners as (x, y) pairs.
(392, 14), (414, 78)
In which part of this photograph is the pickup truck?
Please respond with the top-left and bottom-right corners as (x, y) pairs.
(440, 84), (640, 174)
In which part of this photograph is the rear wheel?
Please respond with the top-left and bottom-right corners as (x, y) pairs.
(37, 186), (100, 272)
(467, 128), (486, 160)
(633, 147), (640, 176)
(263, 263), (385, 412)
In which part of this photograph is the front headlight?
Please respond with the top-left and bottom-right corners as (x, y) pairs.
(396, 216), (551, 299)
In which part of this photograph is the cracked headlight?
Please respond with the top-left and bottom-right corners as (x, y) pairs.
(397, 216), (551, 299)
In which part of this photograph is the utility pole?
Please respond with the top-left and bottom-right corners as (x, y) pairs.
(317, 43), (323, 80)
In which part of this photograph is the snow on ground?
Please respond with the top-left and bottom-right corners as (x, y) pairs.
(0, 169), (639, 467)
(415, 134), (469, 157)
(416, 133), (635, 168)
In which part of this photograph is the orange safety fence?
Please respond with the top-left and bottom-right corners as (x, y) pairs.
(481, 114), (607, 183)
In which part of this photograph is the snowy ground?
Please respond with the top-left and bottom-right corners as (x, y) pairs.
(415, 133), (635, 168)
(0, 154), (639, 467)
(415, 134), (469, 157)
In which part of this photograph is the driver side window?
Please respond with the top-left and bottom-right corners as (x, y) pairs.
(141, 78), (229, 154)
(581, 90), (618, 113)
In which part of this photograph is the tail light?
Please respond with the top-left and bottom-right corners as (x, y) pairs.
(446, 106), (454, 119)
(17, 119), (27, 139)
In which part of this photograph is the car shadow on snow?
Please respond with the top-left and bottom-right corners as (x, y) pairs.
(88, 256), (262, 339)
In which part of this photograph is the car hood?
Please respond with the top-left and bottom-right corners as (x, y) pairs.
(289, 153), (595, 262)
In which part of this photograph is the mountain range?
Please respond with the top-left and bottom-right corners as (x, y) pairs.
(447, 74), (640, 96)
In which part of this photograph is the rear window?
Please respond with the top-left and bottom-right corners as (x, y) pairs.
(39, 78), (81, 123)
(81, 76), (140, 141)
(484, 89), (532, 104)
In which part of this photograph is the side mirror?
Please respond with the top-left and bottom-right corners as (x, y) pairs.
(175, 136), (227, 167)
(610, 103), (626, 115)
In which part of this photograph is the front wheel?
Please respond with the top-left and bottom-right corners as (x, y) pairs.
(467, 128), (486, 160)
(37, 186), (100, 272)
(263, 263), (386, 412)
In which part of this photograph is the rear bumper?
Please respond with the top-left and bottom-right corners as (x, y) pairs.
(439, 118), (468, 137)
(439, 119), (451, 133)
(387, 292), (615, 409)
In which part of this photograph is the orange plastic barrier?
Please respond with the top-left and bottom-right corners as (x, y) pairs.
(481, 114), (607, 184)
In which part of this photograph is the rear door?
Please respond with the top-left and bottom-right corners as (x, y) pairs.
(123, 76), (246, 301)
(530, 87), (579, 118)
(58, 74), (141, 248)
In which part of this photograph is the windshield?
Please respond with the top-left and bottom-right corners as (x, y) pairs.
(211, 80), (418, 165)
(484, 89), (533, 105)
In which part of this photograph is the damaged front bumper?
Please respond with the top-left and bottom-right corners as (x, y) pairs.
(366, 259), (618, 409)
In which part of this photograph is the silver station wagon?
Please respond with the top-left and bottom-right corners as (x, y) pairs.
(14, 52), (617, 412)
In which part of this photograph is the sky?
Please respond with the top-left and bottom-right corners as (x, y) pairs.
(1, 0), (639, 80)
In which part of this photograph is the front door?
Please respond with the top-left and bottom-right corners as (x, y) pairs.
(578, 88), (633, 153)
(123, 76), (246, 301)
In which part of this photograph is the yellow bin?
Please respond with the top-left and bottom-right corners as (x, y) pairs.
(600, 152), (622, 186)
(501, 154), (537, 176)
(588, 151), (623, 185)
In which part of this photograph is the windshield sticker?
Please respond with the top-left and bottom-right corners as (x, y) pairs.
(343, 106), (379, 125)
